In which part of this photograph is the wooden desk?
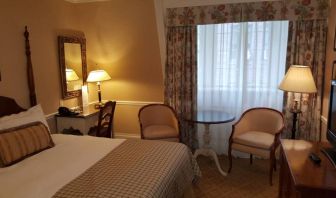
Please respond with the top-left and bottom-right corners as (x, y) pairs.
(279, 140), (336, 198)
(56, 104), (99, 135)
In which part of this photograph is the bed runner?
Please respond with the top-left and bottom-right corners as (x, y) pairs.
(53, 139), (201, 198)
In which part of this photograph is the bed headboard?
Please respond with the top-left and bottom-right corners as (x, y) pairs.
(0, 96), (25, 117)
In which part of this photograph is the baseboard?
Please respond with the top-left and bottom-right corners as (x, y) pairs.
(114, 132), (140, 139)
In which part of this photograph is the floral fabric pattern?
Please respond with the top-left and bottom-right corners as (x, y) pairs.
(165, 26), (198, 149)
(166, 0), (329, 27)
(284, 0), (329, 21)
(209, 4), (242, 23)
(284, 19), (327, 140)
(241, 1), (284, 21)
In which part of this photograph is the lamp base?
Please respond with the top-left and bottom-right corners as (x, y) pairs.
(289, 109), (302, 139)
(94, 102), (105, 109)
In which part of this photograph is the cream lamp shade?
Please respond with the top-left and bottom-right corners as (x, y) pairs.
(86, 69), (111, 107)
(66, 68), (79, 82)
(278, 65), (317, 93)
(87, 70), (111, 82)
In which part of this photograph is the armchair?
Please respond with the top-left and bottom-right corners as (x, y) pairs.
(228, 107), (284, 185)
(138, 104), (180, 142)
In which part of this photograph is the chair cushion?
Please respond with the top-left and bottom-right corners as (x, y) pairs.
(143, 125), (179, 140)
(233, 131), (275, 150)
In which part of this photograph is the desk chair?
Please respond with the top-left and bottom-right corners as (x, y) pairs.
(88, 101), (116, 138)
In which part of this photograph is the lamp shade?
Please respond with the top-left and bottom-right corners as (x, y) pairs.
(66, 68), (79, 81)
(278, 65), (317, 93)
(86, 70), (111, 82)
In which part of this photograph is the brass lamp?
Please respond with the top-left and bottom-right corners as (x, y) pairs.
(87, 70), (111, 107)
(278, 65), (317, 139)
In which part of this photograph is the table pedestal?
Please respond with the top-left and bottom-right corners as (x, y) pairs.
(194, 124), (227, 176)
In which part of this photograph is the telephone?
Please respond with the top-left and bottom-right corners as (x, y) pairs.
(58, 107), (79, 116)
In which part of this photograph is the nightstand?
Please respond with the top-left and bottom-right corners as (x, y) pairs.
(56, 104), (100, 135)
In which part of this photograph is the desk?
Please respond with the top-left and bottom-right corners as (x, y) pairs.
(279, 140), (336, 198)
(185, 110), (235, 176)
(56, 104), (100, 135)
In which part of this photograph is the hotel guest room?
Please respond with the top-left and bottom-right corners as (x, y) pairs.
(0, 0), (335, 197)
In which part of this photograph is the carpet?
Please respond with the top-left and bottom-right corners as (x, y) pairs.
(193, 155), (279, 198)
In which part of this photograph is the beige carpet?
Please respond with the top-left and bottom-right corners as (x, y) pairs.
(193, 155), (279, 198)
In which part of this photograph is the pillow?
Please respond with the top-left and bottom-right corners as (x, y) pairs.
(0, 104), (50, 132)
(0, 122), (54, 167)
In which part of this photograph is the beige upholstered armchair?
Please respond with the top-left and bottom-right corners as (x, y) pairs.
(228, 107), (284, 185)
(138, 104), (180, 142)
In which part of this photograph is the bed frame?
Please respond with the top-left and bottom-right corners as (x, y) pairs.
(24, 26), (37, 107)
(0, 26), (36, 116)
(0, 96), (25, 117)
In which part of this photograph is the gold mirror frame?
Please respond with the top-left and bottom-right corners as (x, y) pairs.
(58, 36), (87, 99)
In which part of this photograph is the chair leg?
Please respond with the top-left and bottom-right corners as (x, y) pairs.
(274, 159), (277, 171)
(228, 143), (232, 173)
(250, 154), (253, 165)
(269, 150), (275, 186)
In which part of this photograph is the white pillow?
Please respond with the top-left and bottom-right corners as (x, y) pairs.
(0, 104), (50, 131)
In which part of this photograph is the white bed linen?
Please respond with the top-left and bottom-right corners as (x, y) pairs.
(0, 134), (125, 198)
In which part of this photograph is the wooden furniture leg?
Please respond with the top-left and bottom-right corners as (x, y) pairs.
(228, 140), (232, 173)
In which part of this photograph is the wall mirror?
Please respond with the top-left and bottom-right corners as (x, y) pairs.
(58, 36), (87, 99)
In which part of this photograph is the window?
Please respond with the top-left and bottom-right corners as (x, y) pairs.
(197, 21), (289, 116)
(197, 21), (289, 153)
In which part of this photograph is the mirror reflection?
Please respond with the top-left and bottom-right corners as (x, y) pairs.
(64, 43), (83, 92)
(58, 36), (87, 99)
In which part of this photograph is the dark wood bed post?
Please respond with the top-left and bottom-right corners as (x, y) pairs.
(24, 26), (37, 107)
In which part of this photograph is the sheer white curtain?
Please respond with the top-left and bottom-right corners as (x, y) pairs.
(197, 21), (289, 155)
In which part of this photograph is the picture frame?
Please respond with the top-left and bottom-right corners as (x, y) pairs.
(333, 61), (336, 80)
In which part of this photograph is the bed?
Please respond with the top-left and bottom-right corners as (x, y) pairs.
(0, 28), (201, 198)
(0, 97), (200, 198)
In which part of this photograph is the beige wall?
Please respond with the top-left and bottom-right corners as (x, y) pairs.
(0, 0), (163, 136)
(73, 0), (163, 135)
(0, 0), (78, 113)
(321, 1), (336, 141)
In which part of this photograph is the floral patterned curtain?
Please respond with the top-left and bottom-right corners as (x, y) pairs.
(284, 19), (327, 140)
(166, 0), (329, 26)
(165, 26), (198, 148)
(165, 0), (329, 143)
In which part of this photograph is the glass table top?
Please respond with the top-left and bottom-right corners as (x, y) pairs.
(184, 110), (235, 124)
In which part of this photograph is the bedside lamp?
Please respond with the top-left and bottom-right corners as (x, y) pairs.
(87, 70), (111, 107)
(278, 65), (317, 139)
(66, 68), (79, 82)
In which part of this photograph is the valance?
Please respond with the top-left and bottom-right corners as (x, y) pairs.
(166, 0), (329, 27)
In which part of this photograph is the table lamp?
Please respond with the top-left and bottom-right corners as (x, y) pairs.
(278, 65), (317, 139)
(66, 68), (79, 82)
(87, 70), (111, 107)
